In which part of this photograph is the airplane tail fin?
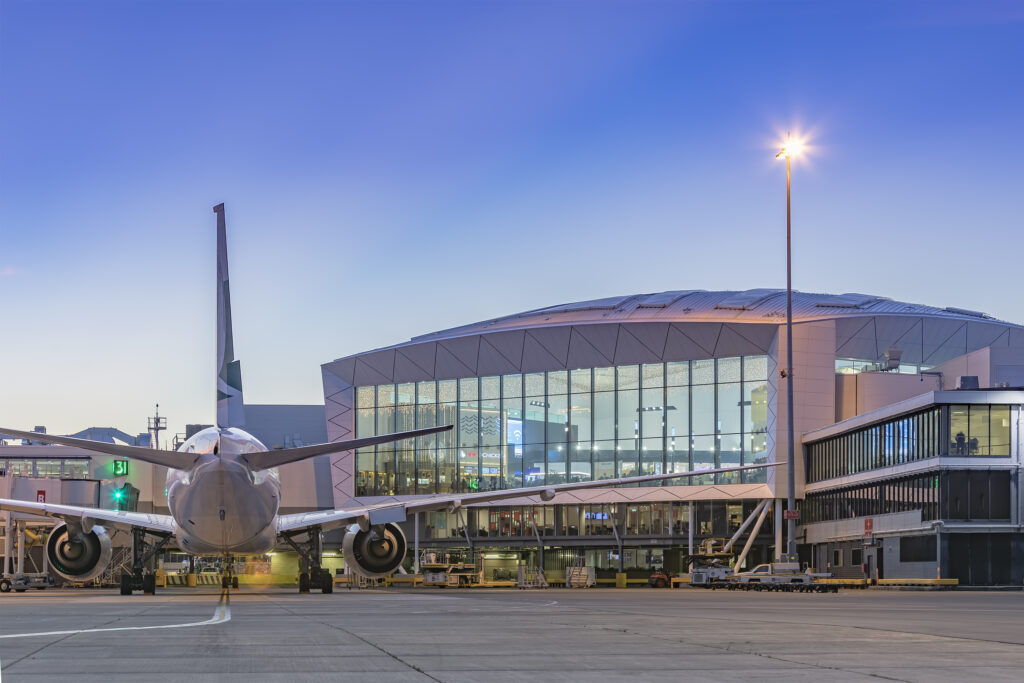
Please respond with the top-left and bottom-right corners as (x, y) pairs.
(214, 203), (245, 429)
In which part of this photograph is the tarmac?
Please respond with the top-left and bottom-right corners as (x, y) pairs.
(1, 586), (1023, 682)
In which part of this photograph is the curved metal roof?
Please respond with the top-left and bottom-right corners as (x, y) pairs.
(410, 289), (1019, 343)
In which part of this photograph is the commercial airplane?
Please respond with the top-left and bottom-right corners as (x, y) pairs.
(0, 204), (778, 595)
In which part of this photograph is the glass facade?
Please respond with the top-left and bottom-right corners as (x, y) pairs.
(0, 457), (90, 479)
(423, 500), (769, 541)
(801, 469), (1012, 524)
(806, 404), (1013, 484)
(801, 472), (940, 523)
(354, 355), (769, 496)
(806, 408), (942, 483)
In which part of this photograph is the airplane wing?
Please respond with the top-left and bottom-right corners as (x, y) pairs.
(0, 497), (176, 534)
(241, 424), (453, 471)
(0, 426), (189, 470)
(276, 461), (781, 534)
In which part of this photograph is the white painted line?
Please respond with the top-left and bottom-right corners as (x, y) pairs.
(0, 589), (231, 640)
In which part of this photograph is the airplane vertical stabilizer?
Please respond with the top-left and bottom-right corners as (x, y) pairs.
(214, 203), (245, 428)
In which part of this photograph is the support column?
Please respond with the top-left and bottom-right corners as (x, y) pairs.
(774, 499), (783, 562)
(16, 521), (25, 574)
(2, 512), (11, 575)
(414, 511), (420, 574)
(687, 501), (694, 571)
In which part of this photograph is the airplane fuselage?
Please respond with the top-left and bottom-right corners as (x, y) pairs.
(166, 426), (280, 555)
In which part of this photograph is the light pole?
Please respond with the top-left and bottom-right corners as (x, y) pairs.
(776, 133), (801, 561)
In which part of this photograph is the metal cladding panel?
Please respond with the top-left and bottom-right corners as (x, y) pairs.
(526, 325), (572, 366)
(636, 290), (700, 308)
(873, 316), (921, 359)
(574, 324), (619, 364)
(967, 321), (1010, 351)
(393, 348), (435, 382)
(434, 342), (476, 378)
(726, 323), (778, 353)
(567, 326), (615, 368)
(714, 324), (765, 357)
(395, 342), (437, 379)
(663, 324), (716, 360)
(521, 330), (568, 371)
(482, 329), (526, 368)
(477, 336), (522, 376)
(921, 318), (968, 365)
(393, 289), (1023, 343)
(1010, 327), (1024, 349)
(353, 355), (394, 386)
(438, 335), (480, 374)
(612, 326), (660, 365)
(714, 288), (781, 311)
(359, 349), (397, 382)
(323, 357), (356, 385)
(621, 323), (670, 358)
(835, 317), (877, 359)
(673, 322), (721, 356)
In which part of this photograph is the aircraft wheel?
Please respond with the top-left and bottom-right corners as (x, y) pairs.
(0, 578), (11, 593)
(221, 576), (229, 589)
(143, 574), (156, 595)
(321, 570), (334, 594)
(231, 576), (239, 589)
(120, 574), (133, 596)
(299, 572), (310, 593)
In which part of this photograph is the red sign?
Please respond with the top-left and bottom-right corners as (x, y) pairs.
(864, 518), (874, 531)
(36, 490), (46, 503)
(783, 509), (800, 520)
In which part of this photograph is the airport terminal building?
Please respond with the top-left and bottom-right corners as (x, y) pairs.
(321, 289), (1024, 584)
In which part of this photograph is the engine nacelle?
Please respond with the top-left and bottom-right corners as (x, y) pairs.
(46, 522), (113, 583)
(342, 522), (407, 578)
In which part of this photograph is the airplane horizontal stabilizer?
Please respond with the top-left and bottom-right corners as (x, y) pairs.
(0, 427), (190, 470)
(242, 424), (453, 471)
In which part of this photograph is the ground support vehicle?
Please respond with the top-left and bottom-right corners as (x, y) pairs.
(689, 565), (735, 587)
(0, 572), (54, 593)
(721, 562), (835, 592)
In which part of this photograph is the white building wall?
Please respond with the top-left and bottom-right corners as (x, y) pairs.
(770, 320), (836, 499)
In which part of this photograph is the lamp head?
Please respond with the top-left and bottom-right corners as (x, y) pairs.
(777, 133), (805, 160)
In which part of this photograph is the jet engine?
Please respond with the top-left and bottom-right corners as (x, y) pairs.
(342, 522), (407, 578)
(46, 522), (113, 583)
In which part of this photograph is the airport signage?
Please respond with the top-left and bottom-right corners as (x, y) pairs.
(113, 460), (129, 476)
(36, 490), (45, 503)
(783, 509), (800, 520)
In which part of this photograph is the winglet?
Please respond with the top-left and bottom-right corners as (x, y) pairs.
(215, 203), (245, 429)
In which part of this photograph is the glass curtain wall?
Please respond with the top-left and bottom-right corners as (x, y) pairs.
(354, 355), (768, 496)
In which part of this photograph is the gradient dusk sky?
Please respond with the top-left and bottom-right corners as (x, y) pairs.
(1, 1), (1022, 440)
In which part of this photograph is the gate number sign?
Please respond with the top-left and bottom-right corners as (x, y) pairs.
(113, 460), (129, 476)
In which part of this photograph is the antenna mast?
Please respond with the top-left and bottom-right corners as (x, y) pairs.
(148, 403), (167, 450)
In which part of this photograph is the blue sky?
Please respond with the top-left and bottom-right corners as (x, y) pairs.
(1, 1), (1022, 439)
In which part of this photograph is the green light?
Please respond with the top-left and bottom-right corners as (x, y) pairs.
(114, 490), (123, 500)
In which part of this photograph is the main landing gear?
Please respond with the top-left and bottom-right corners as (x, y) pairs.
(120, 527), (172, 595)
(281, 526), (333, 594)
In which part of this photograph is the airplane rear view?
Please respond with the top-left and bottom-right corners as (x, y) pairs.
(0, 205), (778, 594)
